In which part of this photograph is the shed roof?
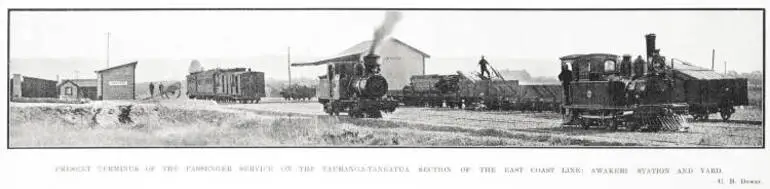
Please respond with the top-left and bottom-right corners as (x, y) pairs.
(292, 38), (430, 67)
(559, 53), (618, 60)
(95, 61), (138, 73)
(59, 79), (98, 88)
(669, 60), (734, 80)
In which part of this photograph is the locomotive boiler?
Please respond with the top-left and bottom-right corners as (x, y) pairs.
(316, 54), (399, 118)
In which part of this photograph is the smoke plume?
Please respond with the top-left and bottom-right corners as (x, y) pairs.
(369, 11), (403, 55)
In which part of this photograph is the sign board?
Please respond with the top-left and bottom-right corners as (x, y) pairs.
(108, 81), (128, 86)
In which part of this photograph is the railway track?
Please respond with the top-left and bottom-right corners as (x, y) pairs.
(387, 111), (761, 147)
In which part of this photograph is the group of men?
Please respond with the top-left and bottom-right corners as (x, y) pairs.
(148, 82), (167, 98)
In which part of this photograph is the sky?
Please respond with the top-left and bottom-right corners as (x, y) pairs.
(9, 10), (764, 82)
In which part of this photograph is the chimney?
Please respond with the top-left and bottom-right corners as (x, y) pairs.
(645, 34), (656, 61)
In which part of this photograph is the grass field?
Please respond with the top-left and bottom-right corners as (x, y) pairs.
(9, 101), (548, 147)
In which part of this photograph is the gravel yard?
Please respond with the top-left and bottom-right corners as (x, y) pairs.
(8, 100), (762, 147)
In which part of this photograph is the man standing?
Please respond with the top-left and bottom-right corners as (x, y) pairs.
(149, 82), (155, 97)
(558, 63), (573, 104)
(479, 56), (491, 79)
(158, 83), (164, 99)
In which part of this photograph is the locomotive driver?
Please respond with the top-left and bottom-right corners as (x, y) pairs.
(558, 63), (573, 104)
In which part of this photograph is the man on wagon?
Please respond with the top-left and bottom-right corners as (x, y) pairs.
(479, 56), (491, 79)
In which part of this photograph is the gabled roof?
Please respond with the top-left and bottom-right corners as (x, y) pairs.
(95, 61), (138, 73)
(291, 38), (430, 67)
(339, 38), (431, 58)
(59, 79), (98, 88)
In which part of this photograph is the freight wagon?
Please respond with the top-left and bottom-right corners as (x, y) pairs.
(9, 74), (58, 98)
(186, 68), (266, 103)
(392, 74), (563, 112)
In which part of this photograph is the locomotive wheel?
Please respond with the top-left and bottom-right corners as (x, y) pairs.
(626, 122), (639, 132)
(350, 110), (364, 118)
(366, 110), (383, 118)
(579, 118), (590, 130)
(174, 89), (182, 98)
(323, 103), (335, 116)
(606, 118), (618, 131)
(700, 113), (710, 121)
(720, 107), (735, 121)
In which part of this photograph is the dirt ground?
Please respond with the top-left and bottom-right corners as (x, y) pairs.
(226, 102), (764, 147)
(8, 99), (764, 147)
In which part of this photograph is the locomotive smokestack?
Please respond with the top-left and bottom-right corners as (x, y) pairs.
(369, 11), (402, 55)
(645, 33), (656, 60)
(364, 54), (381, 74)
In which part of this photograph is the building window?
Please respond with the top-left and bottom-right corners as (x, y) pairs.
(65, 87), (73, 95)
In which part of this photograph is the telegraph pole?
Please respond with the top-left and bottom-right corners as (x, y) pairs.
(711, 49), (715, 70)
(724, 61), (727, 74)
(106, 32), (111, 68)
(287, 46), (292, 86)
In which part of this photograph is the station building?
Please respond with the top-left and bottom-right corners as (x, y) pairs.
(58, 79), (98, 100)
(95, 61), (138, 100)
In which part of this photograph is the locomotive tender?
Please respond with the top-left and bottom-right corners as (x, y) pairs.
(561, 34), (748, 131)
(186, 68), (266, 103)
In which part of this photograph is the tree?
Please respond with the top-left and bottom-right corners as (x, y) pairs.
(189, 59), (205, 73)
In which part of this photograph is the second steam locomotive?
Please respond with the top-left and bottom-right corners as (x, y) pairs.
(560, 34), (748, 131)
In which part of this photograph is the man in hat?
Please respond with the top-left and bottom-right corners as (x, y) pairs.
(158, 83), (164, 99)
(479, 56), (491, 79)
(558, 62), (573, 104)
(149, 82), (155, 97)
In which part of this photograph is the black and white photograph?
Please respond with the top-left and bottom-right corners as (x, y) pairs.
(7, 9), (764, 148)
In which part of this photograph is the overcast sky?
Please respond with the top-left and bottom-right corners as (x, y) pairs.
(9, 10), (763, 82)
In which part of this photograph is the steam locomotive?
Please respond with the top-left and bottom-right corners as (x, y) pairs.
(316, 54), (399, 118)
(186, 68), (266, 103)
(561, 34), (748, 131)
